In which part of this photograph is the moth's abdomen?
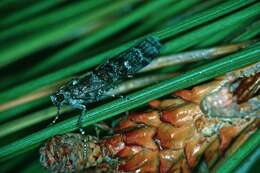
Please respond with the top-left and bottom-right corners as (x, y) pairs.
(99, 36), (161, 79)
(136, 36), (161, 59)
(114, 48), (145, 75)
(90, 36), (161, 86)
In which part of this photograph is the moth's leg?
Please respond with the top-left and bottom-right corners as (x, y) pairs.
(103, 91), (130, 120)
(73, 103), (89, 158)
(51, 115), (59, 125)
(101, 91), (130, 118)
(101, 90), (127, 100)
(104, 156), (119, 169)
(48, 106), (61, 126)
(127, 74), (134, 78)
(125, 110), (130, 116)
(71, 102), (86, 134)
(94, 122), (114, 139)
(77, 105), (86, 135)
(111, 116), (127, 128)
(112, 94), (126, 99)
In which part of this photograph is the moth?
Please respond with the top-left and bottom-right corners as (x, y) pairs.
(50, 36), (161, 129)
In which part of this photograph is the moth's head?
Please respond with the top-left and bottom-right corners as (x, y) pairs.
(50, 88), (71, 108)
(51, 79), (80, 109)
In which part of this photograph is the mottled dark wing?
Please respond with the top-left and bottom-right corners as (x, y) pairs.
(72, 36), (161, 100)
(79, 72), (108, 92)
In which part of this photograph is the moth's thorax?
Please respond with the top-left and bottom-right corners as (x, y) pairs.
(51, 80), (95, 109)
